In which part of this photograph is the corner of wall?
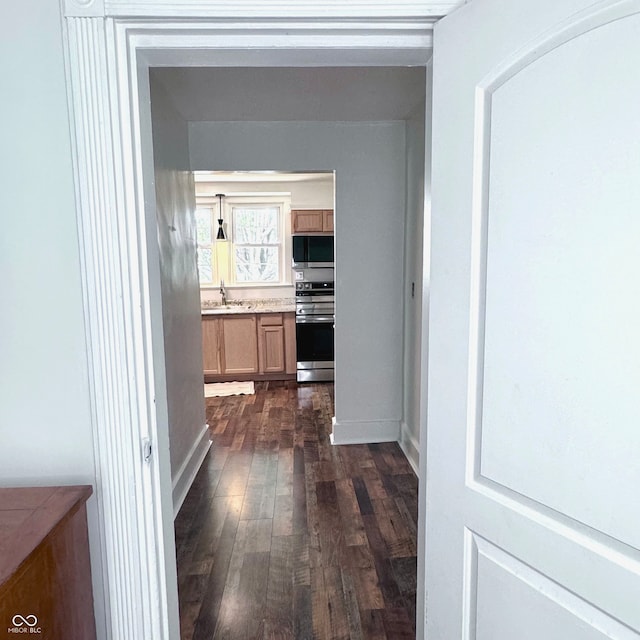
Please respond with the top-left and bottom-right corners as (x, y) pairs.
(330, 417), (401, 445)
(171, 424), (211, 518)
(399, 421), (420, 475)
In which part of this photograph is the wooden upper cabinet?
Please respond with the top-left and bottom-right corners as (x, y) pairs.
(291, 209), (323, 233)
(322, 209), (334, 233)
(291, 209), (334, 234)
(220, 316), (259, 375)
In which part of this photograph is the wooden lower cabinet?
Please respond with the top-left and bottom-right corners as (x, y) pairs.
(283, 312), (297, 375)
(202, 316), (221, 375)
(0, 486), (96, 640)
(258, 314), (285, 373)
(221, 316), (258, 375)
(203, 312), (296, 381)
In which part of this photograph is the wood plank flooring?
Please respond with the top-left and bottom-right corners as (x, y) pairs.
(175, 381), (418, 640)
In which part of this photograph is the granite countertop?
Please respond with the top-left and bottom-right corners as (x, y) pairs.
(201, 297), (296, 315)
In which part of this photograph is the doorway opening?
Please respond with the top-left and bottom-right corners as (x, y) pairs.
(147, 65), (426, 636)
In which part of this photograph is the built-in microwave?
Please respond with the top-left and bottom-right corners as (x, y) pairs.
(292, 235), (334, 268)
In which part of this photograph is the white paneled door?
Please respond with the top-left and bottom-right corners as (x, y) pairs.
(425, 0), (640, 638)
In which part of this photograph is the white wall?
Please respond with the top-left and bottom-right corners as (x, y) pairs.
(190, 121), (406, 441)
(401, 97), (427, 473)
(0, 1), (104, 637)
(149, 78), (209, 515)
(0, 0), (92, 480)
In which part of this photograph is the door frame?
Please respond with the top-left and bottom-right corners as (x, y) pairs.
(61, 1), (446, 636)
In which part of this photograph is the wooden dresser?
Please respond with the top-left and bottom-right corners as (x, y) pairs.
(0, 485), (96, 639)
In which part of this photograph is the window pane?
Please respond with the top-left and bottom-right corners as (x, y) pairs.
(234, 247), (279, 283)
(196, 209), (212, 243)
(197, 246), (213, 284)
(232, 207), (279, 244)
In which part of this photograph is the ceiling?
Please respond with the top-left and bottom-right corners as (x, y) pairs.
(151, 66), (426, 123)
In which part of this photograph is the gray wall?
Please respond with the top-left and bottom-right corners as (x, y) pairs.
(402, 99), (427, 471)
(0, 1), (104, 637)
(150, 78), (208, 511)
(190, 121), (406, 439)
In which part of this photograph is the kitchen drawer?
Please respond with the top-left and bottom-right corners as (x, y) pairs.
(259, 313), (283, 326)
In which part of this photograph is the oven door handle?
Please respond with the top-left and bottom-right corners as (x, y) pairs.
(295, 315), (335, 324)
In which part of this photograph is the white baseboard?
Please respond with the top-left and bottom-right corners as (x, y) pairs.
(330, 416), (400, 445)
(399, 421), (420, 476)
(172, 424), (211, 519)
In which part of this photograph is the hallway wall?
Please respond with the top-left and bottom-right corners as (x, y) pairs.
(190, 121), (406, 442)
(401, 97), (427, 471)
(150, 77), (210, 514)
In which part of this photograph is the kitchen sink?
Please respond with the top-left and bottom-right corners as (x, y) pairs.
(208, 301), (254, 311)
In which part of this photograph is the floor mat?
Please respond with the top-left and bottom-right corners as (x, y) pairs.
(204, 381), (255, 398)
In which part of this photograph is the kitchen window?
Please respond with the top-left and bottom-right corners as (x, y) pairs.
(195, 207), (215, 283)
(196, 195), (291, 287)
(232, 205), (280, 283)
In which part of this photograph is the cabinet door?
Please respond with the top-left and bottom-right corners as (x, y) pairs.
(258, 314), (285, 374)
(201, 317), (221, 375)
(291, 209), (324, 233)
(260, 325), (286, 373)
(221, 315), (258, 375)
(283, 312), (297, 375)
(322, 209), (334, 232)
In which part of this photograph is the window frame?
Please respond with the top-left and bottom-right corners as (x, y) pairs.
(229, 200), (282, 285)
(195, 193), (292, 288)
(195, 205), (216, 285)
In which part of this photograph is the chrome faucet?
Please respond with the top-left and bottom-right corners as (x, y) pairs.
(219, 279), (227, 306)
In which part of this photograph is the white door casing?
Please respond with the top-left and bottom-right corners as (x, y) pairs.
(61, 1), (439, 637)
(427, 0), (640, 638)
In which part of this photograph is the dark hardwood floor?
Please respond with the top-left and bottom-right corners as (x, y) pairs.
(175, 381), (418, 640)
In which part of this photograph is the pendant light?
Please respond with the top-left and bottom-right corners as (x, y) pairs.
(215, 193), (226, 241)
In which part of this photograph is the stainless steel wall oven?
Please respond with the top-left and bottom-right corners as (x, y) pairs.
(295, 277), (334, 382)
